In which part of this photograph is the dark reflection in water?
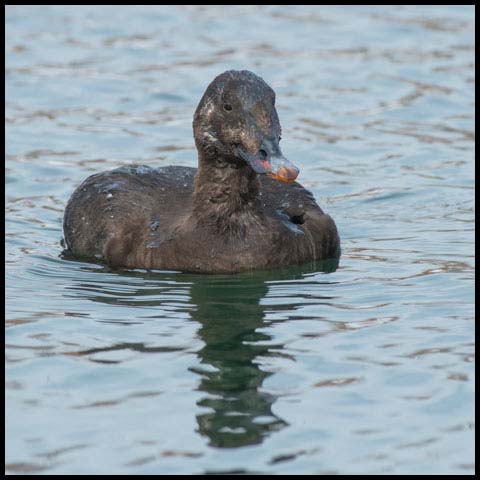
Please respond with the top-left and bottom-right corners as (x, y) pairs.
(190, 275), (286, 448)
(64, 259), (338, 448)
(190, 260), (338, 448)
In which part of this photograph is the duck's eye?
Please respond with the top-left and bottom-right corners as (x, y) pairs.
(223, 103), (233, 111)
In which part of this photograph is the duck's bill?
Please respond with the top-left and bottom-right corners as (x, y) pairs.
(236, 146), (299, 183)
(265, 155), (300, 182)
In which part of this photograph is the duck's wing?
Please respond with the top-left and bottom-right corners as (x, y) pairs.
(259, 176), (340, 259)
(63, 165), (196, 262)
(259, 175), (323, 219)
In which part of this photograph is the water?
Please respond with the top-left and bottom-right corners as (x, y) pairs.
(5, 5), (475, 475)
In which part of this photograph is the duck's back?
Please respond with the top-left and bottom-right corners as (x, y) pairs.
(63, 165), (195, 264)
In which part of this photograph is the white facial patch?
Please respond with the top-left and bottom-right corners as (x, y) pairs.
(203, 131), (218, 142)
(202, 98), (215, 117)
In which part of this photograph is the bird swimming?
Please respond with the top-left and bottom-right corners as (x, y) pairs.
(62, 70), (340, 273)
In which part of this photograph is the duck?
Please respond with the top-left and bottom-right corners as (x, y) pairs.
(63, 70), (340, 274)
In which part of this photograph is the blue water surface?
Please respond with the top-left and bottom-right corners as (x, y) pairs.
(5, 5), (474, 475)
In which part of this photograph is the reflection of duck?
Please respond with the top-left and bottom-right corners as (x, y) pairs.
(189, 273), (287, 448)
(189, 262), (337, 448)
(63, 70), (340, 273)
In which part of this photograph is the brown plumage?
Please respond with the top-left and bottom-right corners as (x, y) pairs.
(63, 70), (340, 273)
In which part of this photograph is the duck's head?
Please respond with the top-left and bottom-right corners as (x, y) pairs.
(193, 70), (299, 182)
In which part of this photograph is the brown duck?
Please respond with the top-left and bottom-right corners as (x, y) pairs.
(63, 70), (340, 273)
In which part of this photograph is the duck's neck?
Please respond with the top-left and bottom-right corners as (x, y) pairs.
(192, 153), (264, 236)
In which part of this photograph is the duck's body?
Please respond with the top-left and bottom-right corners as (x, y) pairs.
(63, 164), (339, 273)
(63, 70), (340, 273)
